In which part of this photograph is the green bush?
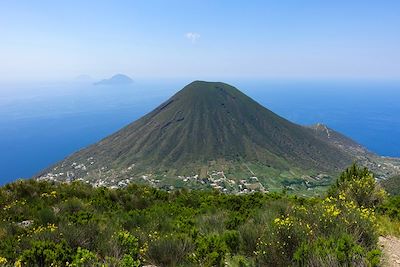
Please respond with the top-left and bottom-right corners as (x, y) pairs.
(194, 234), (227, 267)
(69, 247), (98, 267)
(226, 255), (252, 267)
(222, 230), (240, 254)
(378, 196), (400, 220)
(116, 230), (140, 259)
(119, 255), (140, 267)
(146, 233), (194, 266)
(293, 234), (381, 267)
(19, 240), (71, 267)
(238, 220), (264, 257)
(329, 163), (386, 208)
(60, 220), (103, 251)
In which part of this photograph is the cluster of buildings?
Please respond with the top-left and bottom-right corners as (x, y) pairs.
(37, 157), (270, 194)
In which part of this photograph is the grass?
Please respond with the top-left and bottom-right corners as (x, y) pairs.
(377, 215), (400, 237)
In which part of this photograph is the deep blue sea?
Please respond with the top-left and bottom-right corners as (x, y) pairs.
(1, 79), (399, 185)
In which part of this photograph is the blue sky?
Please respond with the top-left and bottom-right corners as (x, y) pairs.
(1, 0), (399, 81)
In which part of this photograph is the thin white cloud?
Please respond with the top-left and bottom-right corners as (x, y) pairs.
(185, 32), (200, 43)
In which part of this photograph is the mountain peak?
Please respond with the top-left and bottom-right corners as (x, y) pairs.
(174, 81), (243, 105)
(38, 81), (357, 187)
(187, 80), (227, 86)
(37, 81), (400, 191)
(181, 80), (236, 93)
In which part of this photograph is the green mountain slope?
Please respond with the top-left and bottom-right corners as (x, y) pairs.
(381, 175), (400, 196)
(80, 81), (350, 168)
(37, 81), (399, 192)
(307, 123), (371, 156)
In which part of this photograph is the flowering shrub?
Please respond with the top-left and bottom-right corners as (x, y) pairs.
(255, 164), (383, 266)
(329, 163), (387, 208)
(0, 165), (394, 266)
(0, 256), (7, 266)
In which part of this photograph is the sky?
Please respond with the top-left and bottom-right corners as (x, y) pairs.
(1, 0), (400, 82)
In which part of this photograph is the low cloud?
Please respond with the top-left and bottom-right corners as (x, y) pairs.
(185, 32), (200, 43)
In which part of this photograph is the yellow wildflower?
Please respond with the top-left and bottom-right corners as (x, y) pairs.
(0, 257), (7, 264)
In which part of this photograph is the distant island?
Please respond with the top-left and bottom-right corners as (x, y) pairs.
(94, 74), (134, 86)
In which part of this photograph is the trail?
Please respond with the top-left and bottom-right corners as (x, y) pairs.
(379, 236), (400, 266)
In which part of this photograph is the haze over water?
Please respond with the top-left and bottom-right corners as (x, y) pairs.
(1, 79), (399, 185)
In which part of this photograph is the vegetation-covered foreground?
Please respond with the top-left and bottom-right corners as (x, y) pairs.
(1, 165), (400, 266)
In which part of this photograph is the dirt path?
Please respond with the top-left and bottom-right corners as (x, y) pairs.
(379, 236), (400, 266)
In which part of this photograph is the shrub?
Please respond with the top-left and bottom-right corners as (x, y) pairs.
(225, 212), (246, 230)
(194, 234), (227, 267)
(0, 172), (391, 267)
(256, 213), (310, 266)
(69, 247), (98, 267)
(329, 163), (386, 208)
(222, 230), (240, 254)
(113, 230), (141, 266)
(36, 207), (57, 225)
(238, 221), (264, 256)
(120, 255), (140, 267)
(197, 211), (227, 234)
(146, 233), (194, 266)
(67, 211), (95, 225)
(60, 220), (102, 251)
(293, 235), (380, 266)
(378, 196), (400, 220)
(116, 230), (140, 258)
(19, 240), (71, 267)
(60, 197), (86, 214)
(174, 214), (198, 237)
(225, 255), (251, 267)
(0, 257), (8, 266)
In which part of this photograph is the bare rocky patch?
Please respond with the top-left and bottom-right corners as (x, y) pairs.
(379, 236), (400, 266)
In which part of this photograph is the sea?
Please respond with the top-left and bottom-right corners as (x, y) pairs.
(1, 79), (399, 185)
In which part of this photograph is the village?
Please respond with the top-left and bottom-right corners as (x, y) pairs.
(37, 156), (268, 194)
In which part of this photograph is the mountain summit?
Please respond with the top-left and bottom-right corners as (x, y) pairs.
(38, 81), (400, 192)
(101, 80), (351, 169)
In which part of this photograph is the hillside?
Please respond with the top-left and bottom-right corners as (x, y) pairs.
(37, 81), (400, 192)
(0, 165), (393, 266)
(381, 175), (400, 196)
(306, 123), (400, 179)
(307, 123), (371, 156)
